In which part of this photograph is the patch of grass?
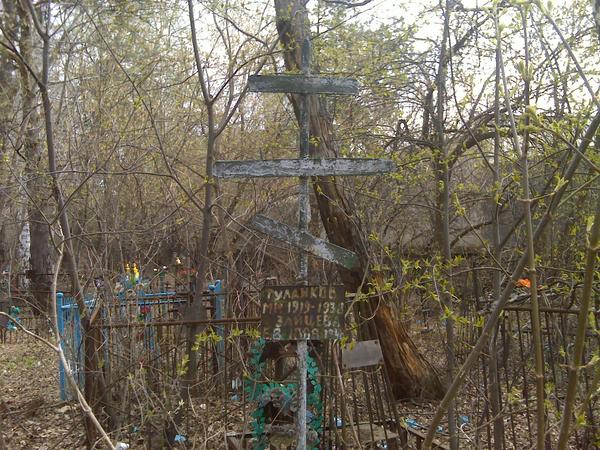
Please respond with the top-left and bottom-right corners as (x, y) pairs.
(22, 355), (38, 368)
(2, 360), (17, 371)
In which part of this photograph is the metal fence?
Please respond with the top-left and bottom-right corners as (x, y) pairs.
(8, 281), (595, 448)
(454, 303), (600, 449)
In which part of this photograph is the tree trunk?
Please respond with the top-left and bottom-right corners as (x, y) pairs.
(433, 4), (458, 447)
(0, 0), (17, 273)
(274, 0), (444, 400)
(180, 0), (216, 397)
(17, 0), (53, 315)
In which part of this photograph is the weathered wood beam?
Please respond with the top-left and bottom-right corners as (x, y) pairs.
(214, 158), (395, 178)
(248, 74), (359, 95)
(249, 215), (359, 270)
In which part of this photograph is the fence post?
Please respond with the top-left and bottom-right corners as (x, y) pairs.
(57, 292), (67, 401)
(145, 292), (155, 353)
(210, 280), (225, 373)
(74, 299), (83, 393)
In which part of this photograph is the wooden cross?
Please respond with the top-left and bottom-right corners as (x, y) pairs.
(215, 32), (394, 450)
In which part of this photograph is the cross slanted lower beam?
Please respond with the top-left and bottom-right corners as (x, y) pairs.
(249, 215), (359, 270)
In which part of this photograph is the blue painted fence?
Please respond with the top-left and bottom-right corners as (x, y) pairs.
(57, 281), (224, 401)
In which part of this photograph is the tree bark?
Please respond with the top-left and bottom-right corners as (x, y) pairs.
(0, 0), (17, 273)
(488, 23), (506, 450)
(274, 0), (444, 400)
(181, 0), (215, 397)
(17, 0), (53, 315)
(433, 3), (458, 446)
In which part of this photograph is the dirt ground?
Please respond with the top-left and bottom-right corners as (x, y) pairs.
(0, 334), (84, 450)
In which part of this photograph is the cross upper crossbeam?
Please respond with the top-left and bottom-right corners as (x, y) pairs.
(248, 74), (359, 95)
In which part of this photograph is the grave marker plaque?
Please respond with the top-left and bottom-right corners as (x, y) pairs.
(261, 285), (346, 340)
(342, 339), (384, 369)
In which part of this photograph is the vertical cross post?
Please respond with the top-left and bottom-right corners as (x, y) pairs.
(296, 34), (311, 450)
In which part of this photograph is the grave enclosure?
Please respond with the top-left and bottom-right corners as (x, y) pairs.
(45, 281), (421, 449)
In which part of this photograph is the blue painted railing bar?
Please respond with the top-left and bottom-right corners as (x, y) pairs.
(57, 292), (88, 401)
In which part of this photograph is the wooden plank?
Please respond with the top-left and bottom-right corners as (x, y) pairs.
(0, 314), (9, 329)
(354, 423), (399, 443)
(227, 422), (446, 449)
(249, 215), (359, 270)
(91, 317), (260, 329)
(260, 285), (346, 340)
(248, 74), (359, 95)
(214, 158), (395, 178)
(398, 422), (450, 449)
